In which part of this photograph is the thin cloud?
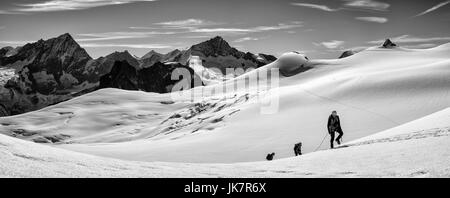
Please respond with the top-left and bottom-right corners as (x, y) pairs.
(79, 43), (173, 49)
(290, 3), (341, 12)
(128, 27), (160, 30)
(234, 37), (260, 43)
(291, 1), (389, 13)
(343, 0), (390, 11)
(132, 20), (302, 36)
(130, 19), (223, 33)
(13, 0), (157, 12)
(191, 28), (252, 33)
(76, 31), (178, 41)
(178, 35), (212, 39)
(154, 19), (221, 29)
(192, 22), (303, 34)
(355, 16), (388, 23)
(320, 40), (345, 49)
(0, 10), (27, 15)
(415, 1), (450, 17)
(0, 40), (34, 46)
(368, 35), (450, 44)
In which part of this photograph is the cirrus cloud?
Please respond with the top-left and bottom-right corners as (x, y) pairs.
(355, 16), (388, 23)
(290, 3), (341, 12)
(415, 1), (450, 17)
(12, 0), (157, 12)
(233, 37), (261, 43)
(191, 22), (303, 34)
(291, 0), (390, 12)
(343, 0), (390, 11)
(154, 19), (221, 28)
(318, 40), (345, 49)
(79, 43), (174, 49)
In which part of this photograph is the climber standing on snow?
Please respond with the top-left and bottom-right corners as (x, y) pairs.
(327, 111), (344, 149)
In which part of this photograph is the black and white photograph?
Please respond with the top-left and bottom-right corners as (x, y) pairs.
(0, 0), (450, 184)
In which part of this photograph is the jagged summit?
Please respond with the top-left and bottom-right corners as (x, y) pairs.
(57, 32), (74, 40)
(141, 50), (163, 59)
(382, 39), (398, 48)
(191, 36), (237, 57)
(108, 50), (133, 57)
(0, 33), (95, 115)
(140, 49), (183, 67)
(104, 50), (140, 69)
(1, 33), (92, 69)
(20, 33), (92, 62)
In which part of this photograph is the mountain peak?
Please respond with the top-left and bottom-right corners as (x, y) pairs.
(191, 36), (236, 57)
(4, 33), (91, 64)
(210, 36), (225, 41)
(206, 36), (227, 45)
(52, 33), (78, 46)
(58, 33), (73, 39)
(382, 39), (397, 48)
(141, 50), (163, 59)
(110, 50), (132, 56)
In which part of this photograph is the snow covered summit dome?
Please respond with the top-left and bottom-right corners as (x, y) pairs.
(276, 52), (309, 76)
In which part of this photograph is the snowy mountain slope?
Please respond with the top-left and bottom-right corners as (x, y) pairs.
(0, 43), (449, 164)
(0, 67), (16, 86)
(1, 108), (449, 177)
(0, 35), (276, 117)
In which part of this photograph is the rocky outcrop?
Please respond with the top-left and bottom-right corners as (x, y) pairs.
(99, 61), (203, 93)
(0, 104), (9, 116)
(190, 36), (245, 58)
(382, 39), (398, 48)
(138, 62), (203, 93)
(141, 50), (164, 67)
(0, 47), (13, 58)
(339, 50), (356, 59)
(86, 50), (140, 78)
(258, 53), (277, 63)
(99, 61), (139, 91)
(1, 33), (93, 92)
(0, 33), (95, 116)
(140, 49), (184, 68)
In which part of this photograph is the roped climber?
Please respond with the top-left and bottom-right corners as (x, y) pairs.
(327, 110), (344, 149)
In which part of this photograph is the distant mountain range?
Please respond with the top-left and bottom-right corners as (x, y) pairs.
(139, 36), (277, 71)
(0, 33), (277, 116)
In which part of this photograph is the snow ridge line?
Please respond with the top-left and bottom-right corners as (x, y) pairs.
(337, 127), (450, 149)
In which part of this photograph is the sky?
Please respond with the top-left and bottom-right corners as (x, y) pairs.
(0, 0), (449, 59)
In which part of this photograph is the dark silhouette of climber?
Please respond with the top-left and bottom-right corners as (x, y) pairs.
(327, 111), (344, 149)
(266, 153), (275, 161)
(294, 142), (302, 156)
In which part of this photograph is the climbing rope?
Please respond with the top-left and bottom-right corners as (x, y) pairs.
(314, 133), (328, 152)
(300, 86), (400, 152)
(300, 87), (401, 126)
